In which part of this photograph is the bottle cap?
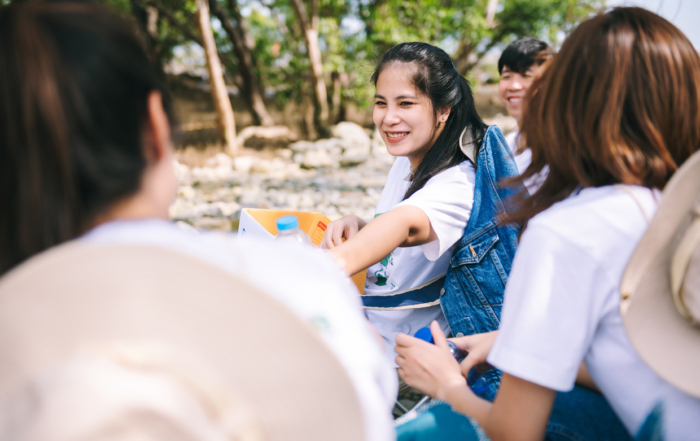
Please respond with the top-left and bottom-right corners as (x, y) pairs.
(414, 327), (435, 344)
(276, 215), (299, 232)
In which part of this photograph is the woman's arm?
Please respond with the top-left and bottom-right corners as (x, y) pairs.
(576, 363), (599, 392)
(327, 205), (436, 276)
(396, 322), (556, 441)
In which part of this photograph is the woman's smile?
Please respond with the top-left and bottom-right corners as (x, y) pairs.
(385, 131), (410, 142)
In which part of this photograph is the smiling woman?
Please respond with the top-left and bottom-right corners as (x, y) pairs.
(320, 43), (490, 399)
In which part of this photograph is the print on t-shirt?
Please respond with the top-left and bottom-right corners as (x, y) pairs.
(367, 212), (396, 289)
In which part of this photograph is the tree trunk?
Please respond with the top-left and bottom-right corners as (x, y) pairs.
(485, 0), (499, 28)
(330, 71), (348, 124)
(454, 38), (474, 77)
(290, 0), (329, 137)
(330, 71), (341, 124)
(195, 0), (237, 155)
(209, 0), (274, 127)
(129, 0), (166, 84)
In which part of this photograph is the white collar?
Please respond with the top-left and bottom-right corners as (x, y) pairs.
(459, 127), (477, 164)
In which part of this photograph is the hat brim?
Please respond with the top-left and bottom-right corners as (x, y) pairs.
(0, 243), (365, 440)
(620, 151), (700, 399)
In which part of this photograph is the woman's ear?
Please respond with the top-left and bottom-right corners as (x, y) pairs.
(438, 107), (451, 123)
(143, 91), (172, 163)
(435, 107), (451, 128)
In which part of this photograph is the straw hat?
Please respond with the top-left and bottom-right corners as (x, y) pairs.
(620, 150), (700, 399)
(0, 242), (365, 440)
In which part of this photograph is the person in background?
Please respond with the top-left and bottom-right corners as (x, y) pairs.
(395, 7), (700, 440)
(498, 37), (553, 189)
(0, 2), (396, 439)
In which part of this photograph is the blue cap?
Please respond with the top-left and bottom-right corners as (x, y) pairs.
(276, 215), (299, 231)
(414, 327), (435, 344)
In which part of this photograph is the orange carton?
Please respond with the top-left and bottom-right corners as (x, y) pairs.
(238, 208), (366, 294)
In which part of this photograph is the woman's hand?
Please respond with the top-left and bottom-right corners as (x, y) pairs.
(395, 321), (468, 401)
(450, 330), (498, 378)
(320, 215), (367, 249)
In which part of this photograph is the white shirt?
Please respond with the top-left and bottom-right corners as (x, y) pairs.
(364, 157), (476, 362)
(505, 130), (532, 176)
(80, 219), (397, 441)
(505, 130), (547, 193)
(488, 185), (700, 440)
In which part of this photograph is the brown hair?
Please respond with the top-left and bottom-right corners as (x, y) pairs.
(510, 7), (700, 224)
(0, 1), (169, 275)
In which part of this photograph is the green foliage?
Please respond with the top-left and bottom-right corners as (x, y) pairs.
(101, 0), (605, 116)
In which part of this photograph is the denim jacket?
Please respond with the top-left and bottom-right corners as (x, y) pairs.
(441, 125), (524, 337)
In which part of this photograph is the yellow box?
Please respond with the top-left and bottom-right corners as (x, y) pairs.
(238, 208), (366, 294)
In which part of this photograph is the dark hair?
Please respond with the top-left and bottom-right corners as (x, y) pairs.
(509, 7), (700, 225)
(498, 37), (554, 75)
(372, 42), (487, 199)
(0, 0), (171, 275)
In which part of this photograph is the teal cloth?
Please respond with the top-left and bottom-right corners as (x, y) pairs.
(396, 401), (487, 441)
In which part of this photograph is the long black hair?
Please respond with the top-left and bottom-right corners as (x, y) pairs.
(372, 42), (487, 199)
(0, 0), (171, 275)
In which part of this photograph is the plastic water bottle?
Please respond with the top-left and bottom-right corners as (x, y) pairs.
(414, 326), (492, 396)
(275, 215), (311, 245)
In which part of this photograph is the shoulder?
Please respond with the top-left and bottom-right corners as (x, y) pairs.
(423, 160), (475, 188)
(402, 160), (475, 206)
(399, 160), (476, 220)
(526, 185), (657, 259)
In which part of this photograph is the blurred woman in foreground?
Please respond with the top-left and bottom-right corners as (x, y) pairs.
(0, 2), (396, 440)
(395, 7), (700, 441)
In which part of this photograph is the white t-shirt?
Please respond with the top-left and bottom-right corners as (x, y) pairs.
(505, 130), (532, 176)
(488, 185), (700, 440)
(80, 219), (397, 441)
(364, 156), (476, 362)
(505, 130), (547, 193)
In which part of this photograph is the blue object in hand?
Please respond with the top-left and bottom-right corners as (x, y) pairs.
(414, 327), (468, 362)
(413, 327), (491, 396)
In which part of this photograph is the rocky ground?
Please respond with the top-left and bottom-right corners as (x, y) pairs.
(170, 117), (516, 232)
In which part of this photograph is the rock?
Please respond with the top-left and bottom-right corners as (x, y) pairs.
(205, 152), (234, 169)
(170, 199), (240, 221)
(192, 217), (233, 231)
(236, 125), (297, 149)
(178, 185), (196, 200)
(340, 147), (370, 167)
(233, 155), (254, 173)
(289, 140), (316, 154)
(299, 149), (334, 169)
(312, 138), (344, 157)
(276, 149), (293, 160)
(212, 201), (241, 218)
(331, 122), (371, 151)
(332, 122), (371, 166)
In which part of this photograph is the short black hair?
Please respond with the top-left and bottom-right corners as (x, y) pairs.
(498, 37), (554, 75)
